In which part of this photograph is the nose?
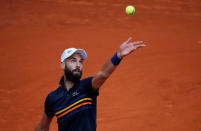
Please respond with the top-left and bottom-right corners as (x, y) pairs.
(76, 61), (81, 69)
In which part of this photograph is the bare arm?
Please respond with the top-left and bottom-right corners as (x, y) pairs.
(92, 37), (146, 90)
(34, 113), (53, 131)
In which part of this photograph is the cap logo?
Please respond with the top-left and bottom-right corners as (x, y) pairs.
(67, 50), (72, 53)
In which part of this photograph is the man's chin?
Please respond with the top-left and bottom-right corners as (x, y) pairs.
(73, 73), (82, 80)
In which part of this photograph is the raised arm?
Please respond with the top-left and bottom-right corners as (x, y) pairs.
(92, 37), (145, 90)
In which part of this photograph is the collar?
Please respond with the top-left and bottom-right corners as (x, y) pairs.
(59, 76), (78, 92)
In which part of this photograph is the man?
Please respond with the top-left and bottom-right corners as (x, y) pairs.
(35, 37), (145, 131)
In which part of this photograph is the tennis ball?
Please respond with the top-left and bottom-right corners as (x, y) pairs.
(125, 5), (135, 15)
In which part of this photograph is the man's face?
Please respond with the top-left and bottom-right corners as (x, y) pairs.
(64, 53), (84, 83)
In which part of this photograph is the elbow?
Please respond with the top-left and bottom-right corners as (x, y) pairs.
(98, 71), (110, 78)
(92, 71), (110, 90)
(34, 123), (41, 131)
(34, 123), (49, 131)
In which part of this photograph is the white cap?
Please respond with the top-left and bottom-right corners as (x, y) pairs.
(61, 48), (87, 62)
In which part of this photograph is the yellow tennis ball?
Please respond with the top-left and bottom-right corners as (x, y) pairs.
(125, 5), (135, 15)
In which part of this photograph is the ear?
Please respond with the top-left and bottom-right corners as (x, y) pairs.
(61, 62), (65, 69)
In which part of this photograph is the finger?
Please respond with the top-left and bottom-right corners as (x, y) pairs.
(133, 44), (146, 49)
(125, 37), (132, 44)
(121, 37), (132, 47)
(131, 41), (143, 45)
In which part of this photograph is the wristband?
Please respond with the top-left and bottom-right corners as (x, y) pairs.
(111, 52), (122, 66)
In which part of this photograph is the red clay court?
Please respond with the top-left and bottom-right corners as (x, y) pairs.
(0, 0), (201, 130)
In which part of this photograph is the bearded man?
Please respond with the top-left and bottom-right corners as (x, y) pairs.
(35, 37), (145, 131)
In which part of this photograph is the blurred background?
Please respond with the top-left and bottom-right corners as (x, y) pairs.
(0, 0), (201, 130)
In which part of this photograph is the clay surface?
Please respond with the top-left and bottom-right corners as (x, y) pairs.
(0, 0), (201, 130)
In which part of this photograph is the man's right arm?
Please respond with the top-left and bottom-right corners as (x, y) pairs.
(92, 37), (145, 90)
(34, 113), (53, 131)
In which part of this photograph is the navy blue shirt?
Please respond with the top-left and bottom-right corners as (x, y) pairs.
(45, 76), (99, 131)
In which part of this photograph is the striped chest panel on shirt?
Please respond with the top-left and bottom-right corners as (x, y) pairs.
(55, 94), (93, 120)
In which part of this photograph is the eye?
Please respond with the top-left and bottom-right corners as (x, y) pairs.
(79, 60), (83, 64)
(71, 59), (76, 62)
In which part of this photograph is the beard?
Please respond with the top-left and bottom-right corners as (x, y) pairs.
(64, 66), (82, 83)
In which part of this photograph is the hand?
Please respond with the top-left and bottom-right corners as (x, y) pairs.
(117, 37), (146, 58)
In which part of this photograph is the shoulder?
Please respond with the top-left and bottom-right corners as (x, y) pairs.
(80, 76), (94, 86)
(78, 76), (99, 94)
(45, 86), (65, 104)
(44, 87), (64, 117)
(81, 76), (94, 83)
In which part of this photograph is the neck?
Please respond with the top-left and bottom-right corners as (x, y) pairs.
(64, 76), (74, 91)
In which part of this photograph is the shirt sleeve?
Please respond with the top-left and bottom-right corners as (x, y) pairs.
(84, 76), (99, 97)
(44, 94), (54, 118)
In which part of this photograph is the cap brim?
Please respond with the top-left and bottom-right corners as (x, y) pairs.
(74, 49), (87, 60)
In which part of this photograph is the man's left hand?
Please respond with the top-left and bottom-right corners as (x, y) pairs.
(117, 37), (146, 59)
